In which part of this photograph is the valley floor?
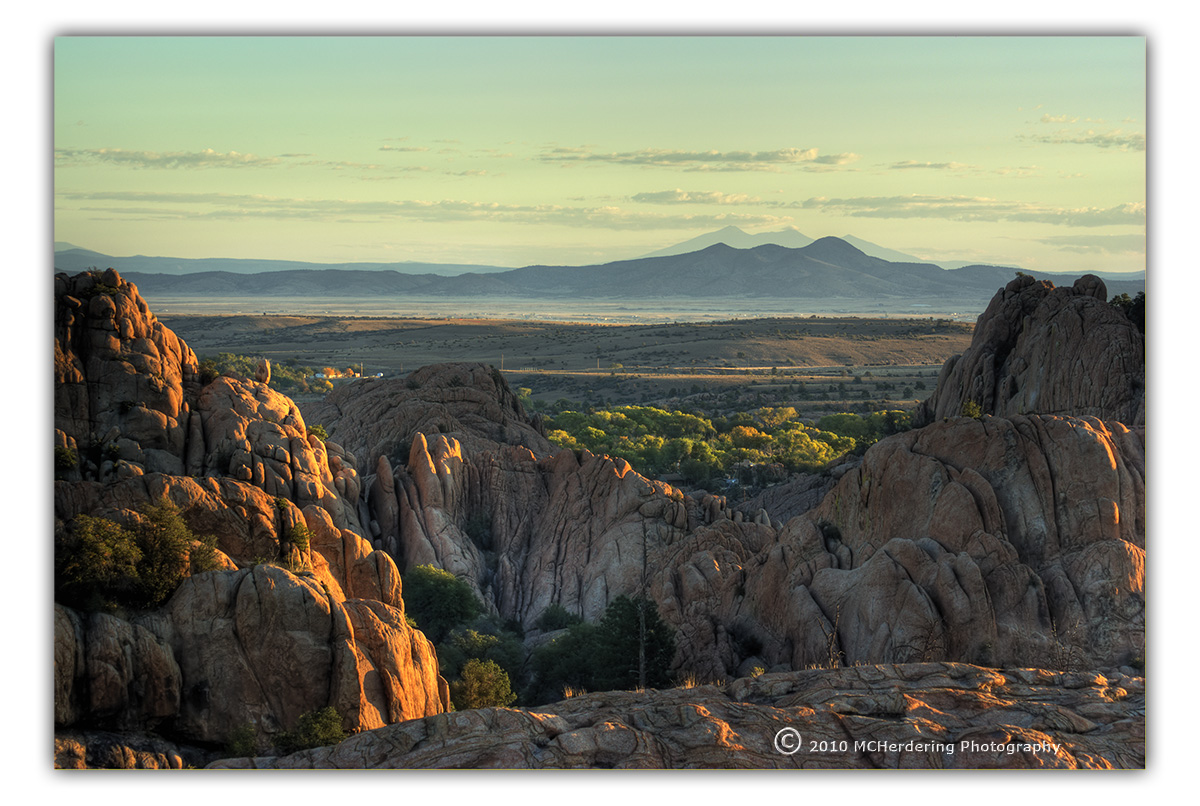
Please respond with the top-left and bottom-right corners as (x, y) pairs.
(161, 313), (972, 415)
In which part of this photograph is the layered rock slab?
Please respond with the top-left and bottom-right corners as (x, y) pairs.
(211, 662), (1144, 769)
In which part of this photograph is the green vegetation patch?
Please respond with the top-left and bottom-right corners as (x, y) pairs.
(197, 352), (320, 394)
(525, 595), (675, 705)
(55, 498), (216, 612)
(544, 404), (911, 487)
(275, 707), (347, 755)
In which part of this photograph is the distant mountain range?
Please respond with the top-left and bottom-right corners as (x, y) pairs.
(640, 225), (818, 257)
(55, 229), (1145, 282)
(642, 226), (989, 271)
(51, 247), (514, 277)
(64, 236), (1144, 303)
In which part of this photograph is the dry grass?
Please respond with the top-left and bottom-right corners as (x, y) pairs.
(161, 312), (965, 413)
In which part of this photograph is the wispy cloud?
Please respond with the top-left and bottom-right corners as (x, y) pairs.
(378, 144), (430, 152)
(540, 146), (860, 172)
(1027, 233), (1145, 254)
(1024, 128), (1145, 151)
(54, 147), (281, 169)
(1039, 113), (1079, 124)
(58, 190), (793, 230)
(795, 195), (1145, 227)
(888, 160), (976, 171)
(630, 189), (762, 205)
(289, 158), (387, 171)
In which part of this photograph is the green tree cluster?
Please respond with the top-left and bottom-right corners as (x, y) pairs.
(274, 707), (347, 754)
(544, 404), (911, 486)
(449, 659), (518, 711)
(55, 498), (216, 612)
(402, 564), (483, 644)
(1110, 291), (1146, 334)
(525, 595), (675, 705)
(402, 564), (523, 710)
(197, 352), (319, 394)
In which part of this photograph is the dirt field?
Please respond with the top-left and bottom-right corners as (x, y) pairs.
(160, 313), (972, 416)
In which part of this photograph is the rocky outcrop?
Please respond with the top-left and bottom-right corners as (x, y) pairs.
(915, 275), (1145, 426)
(646, 414), (1145, 679)
(54, 562), (448, 750)
(54, 269), (359, 533)
(396, 436), (690, 624)
(54, 604), (181, 731)
(54, 730), (208, 770)
(53, 270), (450, 755)
(157, 564), (445, 745)
(303, 362), (552, 470)
(735, 472), (836, 525)
(211, 662), (1144, 769)
(803, 414), (1145, 669)
(303, 359), (1143, 681)
(55, 269), (200, 479)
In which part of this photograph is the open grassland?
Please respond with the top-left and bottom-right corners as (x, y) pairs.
(161, 313), (972, 415)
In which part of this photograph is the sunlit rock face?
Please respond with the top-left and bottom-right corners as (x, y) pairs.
(54, 269), (361, 532)
(54, 270), (450, 752)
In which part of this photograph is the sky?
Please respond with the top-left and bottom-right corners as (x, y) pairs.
(53, 35), (1146, 272)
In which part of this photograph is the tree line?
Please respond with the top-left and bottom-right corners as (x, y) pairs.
(542, 404), (912, 487)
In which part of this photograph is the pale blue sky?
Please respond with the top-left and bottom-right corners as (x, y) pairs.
(54, 36), (1145, 271)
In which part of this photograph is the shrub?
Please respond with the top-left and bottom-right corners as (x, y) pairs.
(960, 400), (983, 419)
(197, 359), (221, 385)
(402, 565), (482, 643)
(525, 596), (675, 705)
(190, 532), (222, 574)
(54, 444), (78, 472)
(275, 707), (346, 755)
(131, 499), (197, 608)
(437, 624), (525, 681)
(308, 424), (329, 442)
(55, 515), (142, 611)
(225, 723), (258, 758)
(1110, 291), (1146, 334)
(284, 524), (313, 553)
(55, 498), (211, 612)
(536, 603), (583, 632)
(449, 658), (518, 711)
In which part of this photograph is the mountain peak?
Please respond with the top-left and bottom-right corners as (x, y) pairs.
(803, 236), (870, 260)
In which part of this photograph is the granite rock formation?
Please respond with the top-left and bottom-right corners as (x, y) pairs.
(54, 271), (449, 759)
(53, 265), (1146, 769)
(211, 662), (1144, 769)
(915, 274), (1145, 426)
(309, 370), (1143, 681)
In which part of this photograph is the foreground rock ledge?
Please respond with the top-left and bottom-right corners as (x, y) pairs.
(210, 662), (1144, 769)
